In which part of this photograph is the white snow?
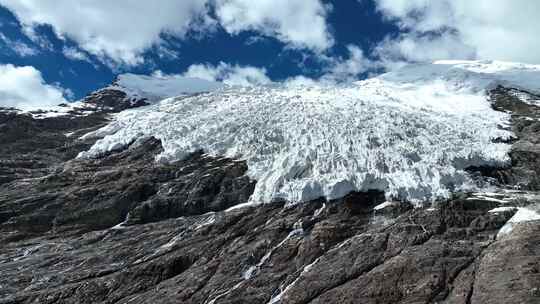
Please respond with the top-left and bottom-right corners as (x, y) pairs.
(159, 213), (216, 251)
(244, 225), (304, 280)
(267, 257), (322, 304)
(206, 281), (244, 304)
(373, 201), (397, 211)
(13, 244), (45, 262)
(110, 73), (224, 103)
(467, 196), (510, 204)
(5, 74), (223, 118)
(488, 206), (517, 213)
(193, 213), (216, 230)
(14, 101), (97, 119)
(79, 60), (540, 204)
(431, 60), (540, 94)
(506, 208), (540, 222)
(507, 89), (540, 107)
(312, 203), (326, 218)
(497, 207), (540, 237)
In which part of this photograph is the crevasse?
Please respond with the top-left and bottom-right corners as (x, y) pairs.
(79, 60), (540, 204)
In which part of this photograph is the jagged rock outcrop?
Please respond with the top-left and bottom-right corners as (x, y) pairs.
(0, 109), (108, 186)
(81, 88), (149, 112)
(488, 86), (540, 189)
(0, 87), (539, 304)
(0, 85), (154, 187)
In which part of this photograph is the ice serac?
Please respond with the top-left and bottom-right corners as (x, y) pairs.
(79, 60), (540, 204)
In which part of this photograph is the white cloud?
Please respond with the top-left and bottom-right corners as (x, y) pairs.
(62, 46), (91, 62)
(0, 64), (68, 110)
(11, 42), (38, 57)
(322, 45), (374, 81)
(374, 0), (540, 65)
(183, 62), (271, 86)
(1, 0), (335, 67)
(284, 45), (374, 85)
(0, 0), (212, 66)
(283, 75), (318, 87)
(180, 45), (375, 88)
(374, 33), (476, 70)
(179, 45), (372, 88)
(155, 45), (180, 61)
(214, 0), (333, 51)
(0, 33), (39, 57)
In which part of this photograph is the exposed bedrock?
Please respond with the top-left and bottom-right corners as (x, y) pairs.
(0, 136), (255, 241)
(465, 86), (540, 189)
(0, 86), (150, 186)
(2, 185), (537, 304)
(0, 86), (539, 303)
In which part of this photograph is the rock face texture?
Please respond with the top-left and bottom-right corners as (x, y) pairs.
(0, 110), (108, 186)
(0, 86), (151, 186)
(488, 86), (540, 189)
(1, 87), (540, 304)
(81, 88), (149, 112)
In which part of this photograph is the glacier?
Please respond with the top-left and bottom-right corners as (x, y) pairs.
(79, 60), (540, 204)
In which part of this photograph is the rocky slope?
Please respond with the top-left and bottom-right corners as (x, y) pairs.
(0, 83), (540, 304)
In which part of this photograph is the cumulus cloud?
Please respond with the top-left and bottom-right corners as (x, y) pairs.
(183, 62), (271, 86)
(282, 75), (319, 87)
(214, 0), (333, 51)
(1, 0), (334, 67)
(0, 64), (68, 110)
(0, 0), (212, 66)
(322, 45), (374, 81)
(374, 33), (476, 70)
(373, 0), (540, 66)
(180, 47), (372, 87)
(284, 44), (375, 85)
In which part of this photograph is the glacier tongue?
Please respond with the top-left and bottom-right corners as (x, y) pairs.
(79, 60), (540, 204)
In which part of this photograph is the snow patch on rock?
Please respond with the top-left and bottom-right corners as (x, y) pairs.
(488, 206), (517, 213)
(373, 201), (397, 211)
(497, 207), (540, 237)
(110, 73), (224, 103)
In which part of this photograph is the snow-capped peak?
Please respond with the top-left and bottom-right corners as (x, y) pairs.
(109, 73), (224, 103)
(79, 60), (540, 205)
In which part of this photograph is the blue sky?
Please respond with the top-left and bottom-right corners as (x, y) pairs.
(0, 0), (539, 108)
(0, 0), (396, 100)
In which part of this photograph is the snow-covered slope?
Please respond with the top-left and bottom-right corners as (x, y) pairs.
(3, 74), (224, 118)
(1, 101), (104, 119)
(79, 60), (540, 204)
(109, 73), (224, 103)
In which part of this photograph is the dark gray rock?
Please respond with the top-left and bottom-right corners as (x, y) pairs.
(0, 136), (255, 240)
(469, 86), (540, 189)
(81, 88), (149, 112)
(0, 109), (109, 185)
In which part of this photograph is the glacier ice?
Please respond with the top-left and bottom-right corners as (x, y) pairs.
(79, 60), (540, 204)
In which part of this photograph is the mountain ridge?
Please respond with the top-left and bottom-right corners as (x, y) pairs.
(1, 60), (540, 303)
